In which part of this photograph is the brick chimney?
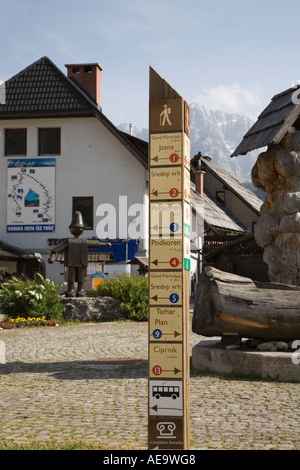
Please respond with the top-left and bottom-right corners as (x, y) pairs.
(194, 170), (205, 196)
(192, 152), (205, 196)
(65, 63), (103, 108)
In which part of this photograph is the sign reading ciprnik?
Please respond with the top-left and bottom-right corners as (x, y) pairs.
(148, 67), (190, 450)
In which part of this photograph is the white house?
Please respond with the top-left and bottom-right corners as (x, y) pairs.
(0, 57), (149, 284)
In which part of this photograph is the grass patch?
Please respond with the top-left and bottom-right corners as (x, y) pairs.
(0, 438), (146, 450)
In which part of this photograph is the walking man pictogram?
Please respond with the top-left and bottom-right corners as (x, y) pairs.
(160, 104), (172, 126)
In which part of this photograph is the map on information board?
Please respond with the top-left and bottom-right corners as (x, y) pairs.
(7, 158), (55, 233)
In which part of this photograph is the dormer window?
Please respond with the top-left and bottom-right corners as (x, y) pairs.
(216, 191), (225, 204)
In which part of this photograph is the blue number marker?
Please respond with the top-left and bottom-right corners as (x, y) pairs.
(169, 293), (179, 303)
(153, 329), (162, 339)
(170, 222), (179, 232)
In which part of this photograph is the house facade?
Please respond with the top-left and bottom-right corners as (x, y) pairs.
(0, 57), (149, 284)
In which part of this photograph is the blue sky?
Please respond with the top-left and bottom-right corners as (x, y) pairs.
(1, 0), (300, 129)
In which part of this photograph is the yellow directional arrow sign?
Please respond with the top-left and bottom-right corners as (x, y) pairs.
(149, 343), (183, 379)
(150, 133), (182, 166)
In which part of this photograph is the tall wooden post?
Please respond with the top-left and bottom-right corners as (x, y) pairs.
(148, 67), (190, 450)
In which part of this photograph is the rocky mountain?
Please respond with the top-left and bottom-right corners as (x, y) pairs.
(118, 102), (262, 182)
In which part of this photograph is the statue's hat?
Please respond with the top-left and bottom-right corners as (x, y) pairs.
(69, 211), (84, 229)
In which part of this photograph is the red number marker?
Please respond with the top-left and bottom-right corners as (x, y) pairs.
(169, 153), (179, 163)
(152, 365), (162, 376)
(169, 188), (179, 198)
(170, 257), (179, 267)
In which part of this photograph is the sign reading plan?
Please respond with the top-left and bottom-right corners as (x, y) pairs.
(7, 159), (55, 232)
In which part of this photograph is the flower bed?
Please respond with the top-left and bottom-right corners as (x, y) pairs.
(0, 273), (64, 321)
(0, 316), (60, 329)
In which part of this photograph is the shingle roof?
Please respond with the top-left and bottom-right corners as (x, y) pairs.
(190, 182), (247, 233)
(231, 85), (300, 157)
(198, 157), (262, 215)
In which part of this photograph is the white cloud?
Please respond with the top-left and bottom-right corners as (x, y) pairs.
(196, 83), (262, 120)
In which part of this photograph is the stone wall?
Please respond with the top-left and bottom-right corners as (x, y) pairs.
(61, 296), (124, 323)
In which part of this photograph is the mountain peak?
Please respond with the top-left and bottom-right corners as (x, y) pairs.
(118, 103), (260, 182)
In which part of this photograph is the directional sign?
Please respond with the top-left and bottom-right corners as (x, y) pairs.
(184, 236), (190, 271)
(149, 271), (182, 306)
(149, 167), (182, 201)
(150, 133), (182, 167)
(149, 343), (183, 379)
(150, 202), (182, 238)
(184, 202), (190, 237)
(149, 67), (190, 450)
(183, 167), (190, 204)
(149, 380), (183, 416)
(150, 238), (182, 270)
(149, 306), (183, 342)
(183, 133), (190, 170)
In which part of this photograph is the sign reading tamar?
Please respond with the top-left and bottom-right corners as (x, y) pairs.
(148, 67), (190, 450)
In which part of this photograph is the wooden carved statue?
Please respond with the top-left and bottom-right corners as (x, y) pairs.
(252, 131), (300, 286)
(193, 132), (300, 341)
(193, 89), (300, 342)
(48, 211), (111, 297)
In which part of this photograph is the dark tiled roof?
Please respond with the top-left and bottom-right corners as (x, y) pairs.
(231, 85), (300, 157)
(120, 132), (149, 156)
(0, 56), (97, 117)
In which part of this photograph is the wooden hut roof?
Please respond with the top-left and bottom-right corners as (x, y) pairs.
(231, 85), (300, 157)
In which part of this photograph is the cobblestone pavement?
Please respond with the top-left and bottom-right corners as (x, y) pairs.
(0, 321), (299, 450)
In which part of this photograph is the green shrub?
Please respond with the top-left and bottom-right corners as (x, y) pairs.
(0, 273), (64, 321)
(0, 266), (11, 286)
(96, 274), (148, 321)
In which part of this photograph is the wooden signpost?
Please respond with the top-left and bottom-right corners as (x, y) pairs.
(148, 67), (190, 450)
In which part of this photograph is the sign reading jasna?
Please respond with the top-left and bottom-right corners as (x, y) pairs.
(148, 66), (190, 450)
